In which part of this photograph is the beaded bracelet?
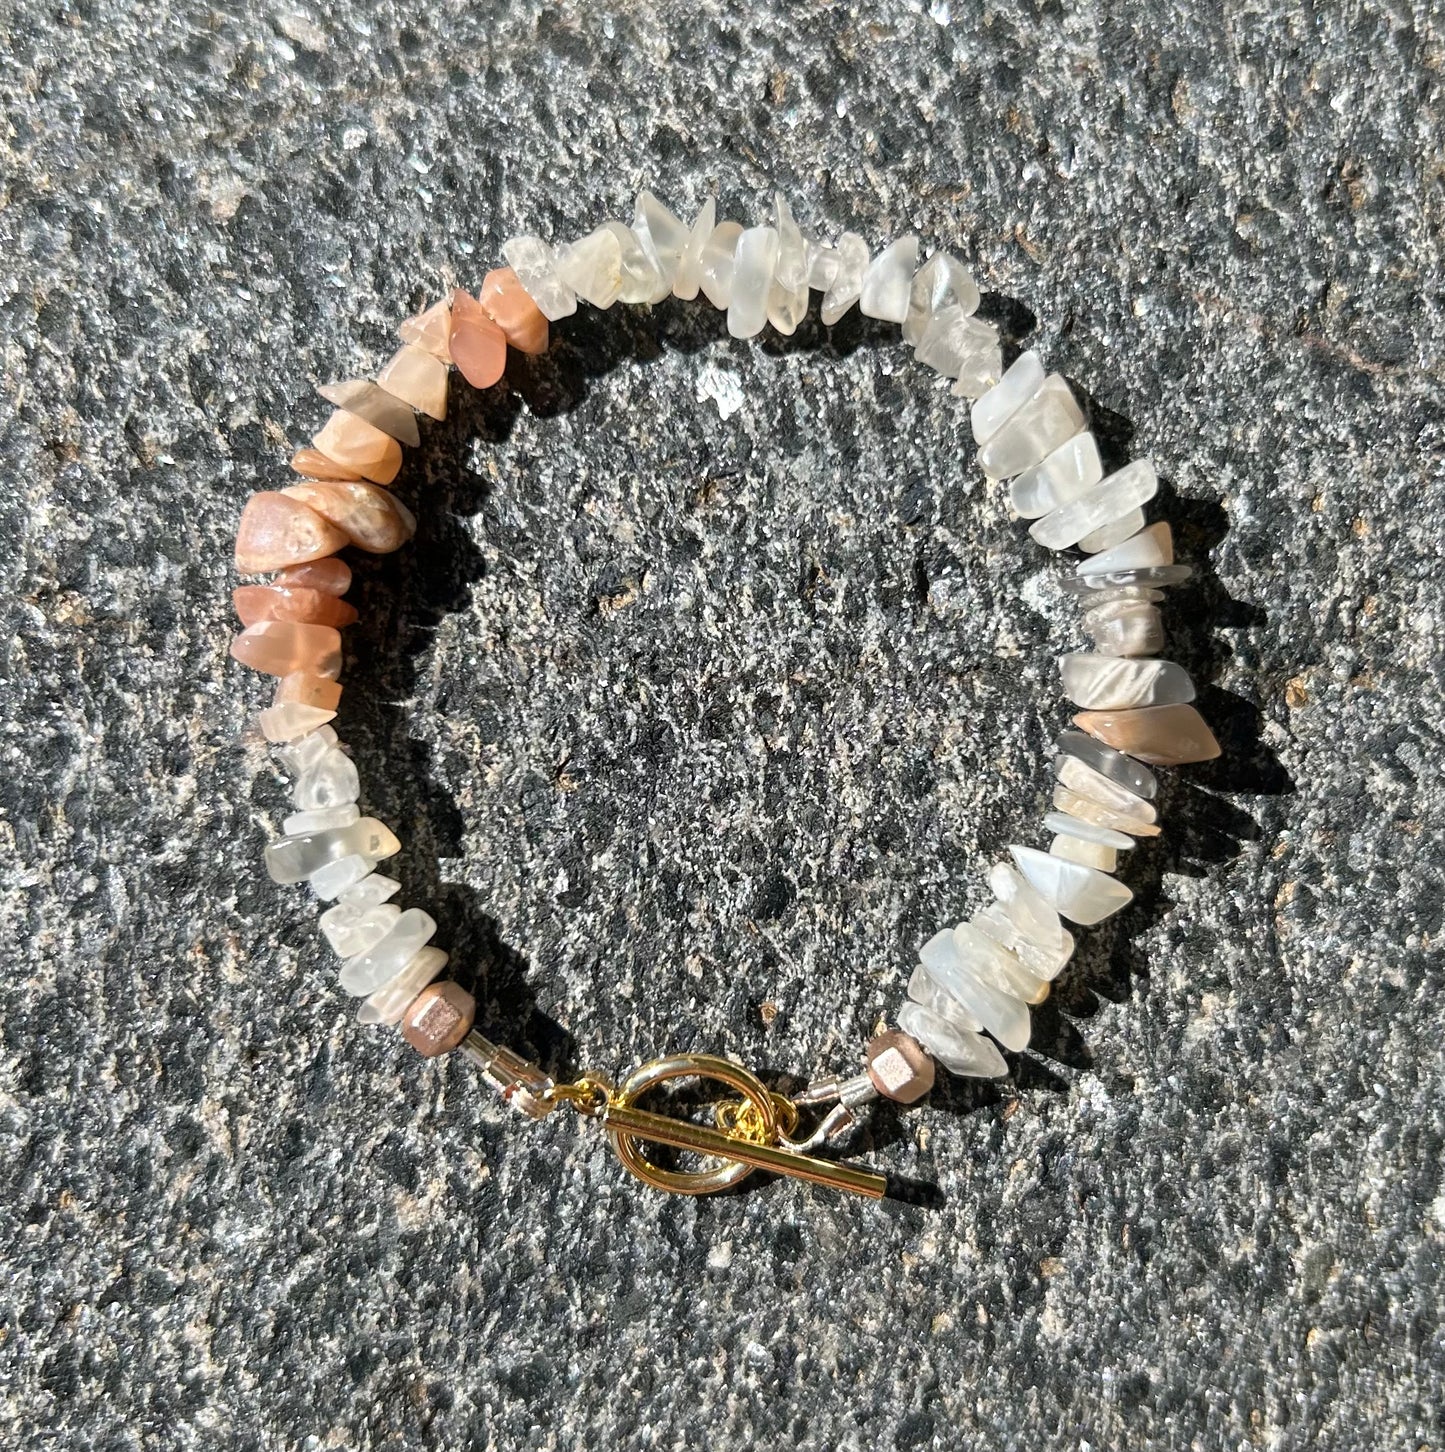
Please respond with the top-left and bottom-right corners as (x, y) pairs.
(230, 189), (1220, 1200)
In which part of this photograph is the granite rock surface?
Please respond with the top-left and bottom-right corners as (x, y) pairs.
(2, 2), (1443, 1448)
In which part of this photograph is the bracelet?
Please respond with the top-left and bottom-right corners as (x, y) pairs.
(230, 188), (1220, 1201)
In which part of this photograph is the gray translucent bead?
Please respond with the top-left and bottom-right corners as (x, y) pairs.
(501, 236), (577, 321)
(820, 232), (868, 324)
(283, 803), (359, 836)
(556, 226), (624, 309)
(897, 1000), (1008, 1079)
(1061, 562), (1194, 594)
(1077, 522), (1173, 574)
(1078, 506), (1147, 554)
(697, 220), (743, 308)
(1058, 653), (1196, 710)
(293, 746), (360, 811)
(949, 345), (1005, 400)
(915, 307), (998, 379)
(1055, 754), (1160, 822)
(978, 374), (1085, 480)
(631, 190), (689, 300)
(1056, 729), (1159, 800)
(321, 900), (401, 958)
(1042, 808), (1134, 850)
(318, 379), (420, 448)
(1009, 845), (1133, 926)
(603, 221), (668, 304)
(970, 349), (1045, 444)
(339, 908), (438, 997)
(727, 224), (779, 339)
(805, 239), (839, 292)
(919, 929), (1032, 1050)
(906, 963), (983, 1032)
(902, 250), (980, 346)
(1030, 459), (1159, 551)
(357, 945), (449, 1026)
(1009, 432), (1104, 517)
(859, 234), (918, 323)
(264, 817), (400, 885)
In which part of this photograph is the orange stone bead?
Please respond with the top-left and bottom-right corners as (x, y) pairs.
(448, 288), (507, 389)
(312, 409), (403, 486)
(281, 481), (416, 555)
(235, 492), (351, 576)
(274, 557), (352, 596)
(275, 671), (343, 711)
(480, 267), (549, 355)
(400, 981), (475, 1057)
(233, 584), (359, 629)
(290, 447), (363, 482)
(229, 620), (342, 680)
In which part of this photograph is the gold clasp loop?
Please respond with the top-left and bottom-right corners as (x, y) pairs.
(557, 1052), (887, 1199)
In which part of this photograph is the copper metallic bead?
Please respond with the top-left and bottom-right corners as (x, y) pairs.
(864, 1030), (936, 1104)
(400, 981), (475, 1058)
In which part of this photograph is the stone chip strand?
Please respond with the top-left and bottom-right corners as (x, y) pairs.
(229, 186), (1220, 1106)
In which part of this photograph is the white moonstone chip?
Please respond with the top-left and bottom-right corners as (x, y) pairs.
(727, 224), (780, 339)
(340, 872), (401, 906)
(293, 746), (361, 811)
(955, 921), (1049, 1004)
(915, 307), (999, 381)
(1058, 653), (1195, 710)
(978, 374), (1085, 480)
(903, 250), (980, 346)
(556, 226), (625, 309)
(275, 726), (339, 774)
(339, 908), (438, 997)
(309, 853), (374, 901)
(603, 221), (667, 304)
(1085, 599), (1165, 657)
(258, 702), (335, 743)
(283, 804), (359, 836)
(321, 900), (402, 958)
(1051, 835), (1118, 871)
(1076, 522), (1174, 574)
(671, 197), (716, 301)
(1030, 459), (1159, 551)
(632, 191), (689, 300)
(970, 350), (1045, 445)
(897, 1001), (1008, 1079)
(264, 817), (400, 885)
(820, 233), (869, 325)
(972, 902), (1074, 980)
(1009, 845), (1133, 926)
(919, 929), (1032, 1051)
(1079, 507), (1148, 554)
(859, 234), (919, 323)
(1042, 809), (1135, 850)
(357, 945), (449, 1026)
(767, 193), (809, 335)
(1009, 431), (1104, 517)
(907, 964), (984, 1033)
(501, 236), (578, 321)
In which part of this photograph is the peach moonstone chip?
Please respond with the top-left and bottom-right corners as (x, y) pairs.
(274, 557), (352, 595)
(229, 620), (342, 680)
(282, 481), (416, 555)
(289, 447), (363, 482)
(448, 288), (507, 389)
(377, 344), (448, 421)
(234, 492), (350, 575)
(232, 584), (358, 629)
(311, 408), (403, 485)
(398, 297), (453, 362)
(1073, 704), (1221, 766)
(480, 266), (549, 354)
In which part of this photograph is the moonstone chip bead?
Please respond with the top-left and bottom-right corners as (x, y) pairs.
(1008, 431), (1104, 517)
(632, 190), (690, 300)
(400, 981), (475, 1056)
(1085, 599), (1165, 658)
(1079, 507), (1147, 554)
(289, 447), (364, 482)
(1074, 704), (1222, 765)
(970, 349), (1045, 445)
(1053, 785), (1163, 838)
(955, 921), (1049, 1004)
(896, 1002), (1008, 1079)
(397, 298), (453, 361)
(949, 345), (1006, 401)
(340, 872), (400, 906)
(987, 860), (1071, 951)
(903, 250), (980, 346)
(820, 232), (869, 325)
(230, 620), (342, 681)
(312, 409), (403, 486)
(377, 345), (449, 421)
(806, 239), (839, 292)
(1041, 808), (1134, 850)
(501, 236), (578, 321)
(603, 221), (668, 304)
(972, 902), (1074, 980)
(767, 193), (808, 336)
(282, 481), (416, 555)
(1057, 728), (1159, 800)
(864, 1029), (936, 1103)
(264, 817), (400, 886)
(234, 493), (350, 575)
(448, 288), (508, 390)
(258, 702), (335, 743)
(275, 724), (338, 773)
(233, 584), (358, 629)
(1078, 522), (1174, 574)
(1063, 563), (1194, 594)
(1009, 846), (1134, 926)
(859, 234), (918, 323)
(1056, 752), (1160, 817)
(274, 671), (341, 714)
(1058, 653), (1196, 710)
(310, 853), (374, 901)
(978, 373), (1085, 480)
(318, 379), (421, 448)
(915, 307), (999, 380)
(357, 944), (448, 1027)
(1051, 835), (1118, 872)
(697, 220), (743, 308)
(293, 746), (361, 811)
(340, 908), (437, 997)
(906, 964), (984, 1033)
(671, 197), (716, 301)
(284, 803), (359, 835)
(727, 225), (780, 340)
(1030, 459), (1159, 551)
(321, 900), (401, 958)
(919, 930), (1032, 1051)
(479, 267), (550, 355)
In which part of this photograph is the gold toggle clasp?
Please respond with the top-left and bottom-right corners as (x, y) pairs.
(548, 1052), (887, 1199)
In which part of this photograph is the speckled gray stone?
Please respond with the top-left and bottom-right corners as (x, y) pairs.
(2, 3), (1443, 1449)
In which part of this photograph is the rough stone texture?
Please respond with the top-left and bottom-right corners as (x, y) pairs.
(2, 3), (1442, 1449)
